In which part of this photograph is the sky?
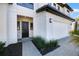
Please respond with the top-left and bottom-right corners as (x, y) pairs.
(68, 3), (79, 19)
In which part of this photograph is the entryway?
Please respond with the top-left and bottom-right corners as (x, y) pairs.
(17, 15), (33, 40)
(22, 22), (29, 38)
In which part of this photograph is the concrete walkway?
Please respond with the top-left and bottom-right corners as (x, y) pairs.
(22, 39), (41, 56)
(22, 37), (79, 56)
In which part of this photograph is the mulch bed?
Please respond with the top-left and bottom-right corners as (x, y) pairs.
(4, 42), (22, 56)
(32, 40), (60, 55)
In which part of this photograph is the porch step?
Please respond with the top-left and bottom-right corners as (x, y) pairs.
(18, 38), (32, 43)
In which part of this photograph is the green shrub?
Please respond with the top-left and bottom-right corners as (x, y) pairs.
(46, 40), (58, 48)
(70, 30), (79, 46)
(0, 42), (5, 56)
(70, 30), (79, 35)
(32, 37), (58, 50)
(32, 37), (46, 50)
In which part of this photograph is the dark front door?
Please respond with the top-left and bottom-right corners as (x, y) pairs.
(22, 22), (29, 38)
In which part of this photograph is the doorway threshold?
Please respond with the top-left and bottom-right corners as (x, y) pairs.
(18, 37), (32, 43)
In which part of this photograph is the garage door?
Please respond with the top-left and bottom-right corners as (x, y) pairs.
(53, 22), (71, 39)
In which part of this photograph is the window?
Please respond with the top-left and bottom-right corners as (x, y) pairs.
(53, 3), (56, 7)
(58, 6), (60, 10)
(67, 10), (70, 13)
(17, 3), (34, 9)
(17, 22), (20, 30)
(48, 3), (52, 6)
(30, 23), (33, 30)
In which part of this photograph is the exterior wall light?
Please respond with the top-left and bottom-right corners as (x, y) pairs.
(49, 18), (52, 23)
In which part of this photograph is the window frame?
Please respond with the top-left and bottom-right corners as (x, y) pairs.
(17, 3), (34, 9)
(67, 9), (70, 13)
(58, 6), (60, 10)
(53, 3), (56, 7)
(30, 23), (33, 30)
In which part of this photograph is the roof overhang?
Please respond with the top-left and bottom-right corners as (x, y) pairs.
(36, 5), (75, 22)
(57, 3), (64, 7)
(57, 3), (73, 11)
(64, 4), (73, 11)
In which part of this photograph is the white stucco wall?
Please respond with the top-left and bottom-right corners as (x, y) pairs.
(0, 4), (8, 43)
(58, 5), (64, 13)
(71, 22), (76, 31)
(16, 5), (34, 17)
(6, 4), (17, 46)
(34, 3), (47, 11)
(63, 7), (71, 15)
(34, 11), (72, 41)
(46, 12), (71, 41)
(33, 11), (47, 39)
